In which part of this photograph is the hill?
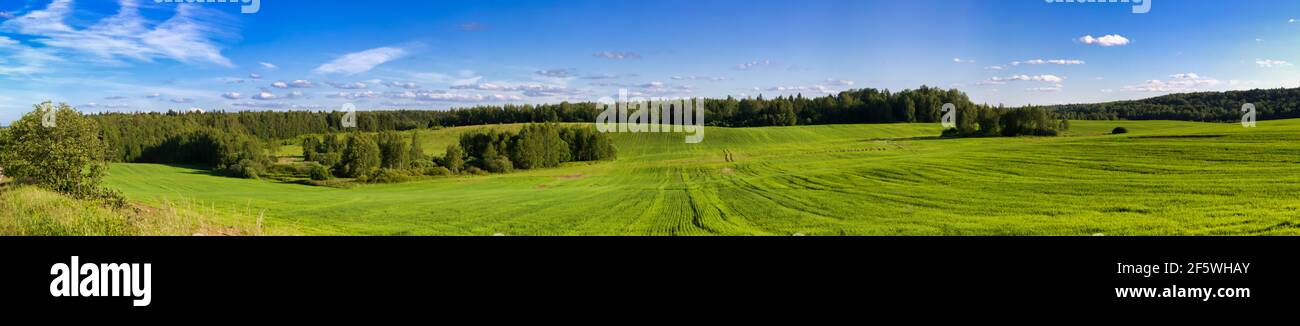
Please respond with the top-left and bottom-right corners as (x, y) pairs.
(98, 120), (1300, 236)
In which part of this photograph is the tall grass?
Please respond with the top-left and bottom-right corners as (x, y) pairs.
(0, 185), (266, 236)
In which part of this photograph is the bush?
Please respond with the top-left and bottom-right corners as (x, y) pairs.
(424, 166), (452, 176)
(370, 168), (410, 183)
(464, 166), (488, 176)
(484, 156), (514, 173)
(1112, 127), (1129, 134)
(308, 163), (332, 180)
(0, 102), (112, 199)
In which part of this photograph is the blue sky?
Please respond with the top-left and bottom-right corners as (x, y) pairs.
(2, 0), (1299, 122)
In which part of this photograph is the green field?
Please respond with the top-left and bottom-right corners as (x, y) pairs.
(102, 120), (1300, 236)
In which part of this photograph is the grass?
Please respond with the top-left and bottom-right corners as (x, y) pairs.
(91, 119), (1300, 236)
(0, 184), (267, 236)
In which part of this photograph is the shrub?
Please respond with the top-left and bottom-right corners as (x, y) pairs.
(484, 156), (514, 173)
(370, 168), (410, 184)
(308, 163), (332, 180)
(424, 166), (452, 176)
(1112, 127), (1129, 134)
(0, 102), (112, 200)
(464, 166), (488, 176)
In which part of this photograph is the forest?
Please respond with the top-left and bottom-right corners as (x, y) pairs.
(89, 86), (975, 163)
(1045, 87), (1300, 121)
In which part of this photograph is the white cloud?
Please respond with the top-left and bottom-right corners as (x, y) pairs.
(383, 81), (419, 89)
(251, 91), (277, 100)
(1078, 34), (1130, 47)
(385, 90), (523, 102)
(170, 97), (194, 103)
(0, 11), (14, 20)
(982, 74), (1065, 85)
(1011, 59), (1085, 66)
(671, 75), (727, 81)
(248, 73), (262, 79)
(735, 59), (772, 70)
(1256, 59), (1292, 68)
(8, 1), (231, 66)
(313, 46), (408, 74)
(271, 81), (289, 89)
(450, 82), (580, 97)
(1122, 73), (1223, 92)
(583, 73), (637, 80)
(326, 81), (368, 89)
(985, 65), (1005, 71)
(289, 79), (314, 88)
(259, 61), (277, 69)
(1025, 85), (1063, 93)
(593, 51), (640, 60)
(328, 91), (378, 100)
(760, 79), (857, 95)
(221, 92), (243, 99)
(0, 0), (236, 67)
(952, 58), (975, 64)
(536, 69), (573, 78)
(0, 36), (62, 75)
(1290, 18), (1297, 23)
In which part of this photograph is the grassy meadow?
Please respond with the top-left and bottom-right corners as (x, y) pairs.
(81, 119), (1300, 236)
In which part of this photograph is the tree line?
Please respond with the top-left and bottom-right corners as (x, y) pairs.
(1044, 87), (1300, 121)
(297, 124), (615, 183)
(941, 105), (1069, 138)
(87, 86), (978, 163)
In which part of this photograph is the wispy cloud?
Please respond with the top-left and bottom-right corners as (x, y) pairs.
(980, 74), (1065, 85)
(1256, 59), (1292, 68)
(593, 51), (640, 60)
(326, 81), (368, 89)
(314, 46), (408, 74)
(1, 0), (237, 68)
(258, 61), (277, 69)
(582, 73), (637, 80)
(536, 68), (574, 78)
(735, 59), (772, 70)
(383, 81), (419, 89)
(1011, 59), (1085, 66)
(1122, 73), (1222, 92)
(221, 92), (243, 99)
(672, 75), (727, 81)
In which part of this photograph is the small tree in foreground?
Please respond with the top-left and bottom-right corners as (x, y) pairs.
(0, 102), (115, 200)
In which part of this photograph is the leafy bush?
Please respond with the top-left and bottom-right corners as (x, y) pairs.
(370, 168), (410, 183)
(0, 102), (116, 201)
(464, 166), (488, 176)
(308, 163), (332, 181)
(1112, 127), (1129, 134)
(424, 166), (453, 176)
